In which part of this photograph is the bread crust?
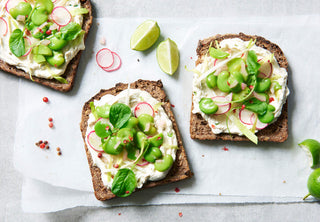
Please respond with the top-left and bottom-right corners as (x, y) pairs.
(80, 79), (193, 200)
(0, 0), (93, 92)
(190, 33), (289, 142)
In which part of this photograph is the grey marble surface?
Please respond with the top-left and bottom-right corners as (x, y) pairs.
(1, 0), (320, 221)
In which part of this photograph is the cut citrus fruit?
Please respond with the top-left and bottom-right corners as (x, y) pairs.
(156, 38), (179, 75)
(299, 139), (320, 168)
(130, 20), (160, 51)
(303, 168), (320, 200)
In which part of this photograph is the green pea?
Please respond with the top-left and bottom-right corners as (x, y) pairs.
(31, 6), (48, 26)
(117, 128), (134, 145)
(94, 121), (111, 138)
(148, 133), (164, 147)
(135, 131), (148, 149)
(47, 36), (68, 51)
(154, 154), (174, 172)
(123, 117), (138, 129)
(228, 71), (244, 93)
(273, 81), (282, 91)
(199, 98), (218, 115)
(9, 2), (32, 19)
(217, 71), (231, 93)
(37, 0), (54, 13)
(46, 51), (65, 67)
(206, 72), (217, 89)
(96, 104), (111, 118)
(258, 105), (275, 123)
(125, 143), (137, 160)
(144, 147), (162, 163)
(255, 78), (271, 93)
(232, 87), (250, 101)
(102, 136), (123, 155)
(138, 114), (157, 135)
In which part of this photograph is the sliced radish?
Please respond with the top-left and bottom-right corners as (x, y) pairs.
(134, 102), (154, 117)
(52, 0), (58, 3)
(239, 109), (255, 125)
(137, 159), (150, 167)
(22, 36), (31, 57)
(240, 60), (248, 80)
(5, 0), (26, 13)
(103, 52), (122, 72)
(41, 39), (51, 46)
(214, 58), (217, 66)
(0, 17), (8, 36)
(250, 115), (268, 130)
(229, 79), (238, 89)
(51, 6), (72, 27)
(241, 82), (247, 90)
(96, 48), (114, 69)
(212, 94), (232, 115)
(258, 62), (273, 78)
(253, 91), (266, 102)
(87, 130), (104, 153)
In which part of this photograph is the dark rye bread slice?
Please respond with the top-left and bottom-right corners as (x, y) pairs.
(190, 33), (288, 142)
(80, 79), (192, 200)
(0, 0), (92, 92)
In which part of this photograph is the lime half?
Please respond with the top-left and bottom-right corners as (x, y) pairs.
(156, 38), (179, 75)
(304, 168), (320, 200)
(299, 139), (320, 168)
(130, 20), (160, 51)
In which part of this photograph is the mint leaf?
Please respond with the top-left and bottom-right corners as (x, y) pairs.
(111, 168), (136, 197)
(9, 29), (25, 57)
(60, 22), (83, 41)
(109, 103), (132, 129)
(209, 47), (229, 59)
(246, 50), (261, 76)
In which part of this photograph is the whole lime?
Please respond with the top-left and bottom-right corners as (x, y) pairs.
(304, 168), (320, 200)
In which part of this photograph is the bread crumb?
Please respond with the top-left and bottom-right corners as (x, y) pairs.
(100, 37), (106, 45)
(219, 193), (222, 196)
(201, 154), (205, 157)
(283, 180), (286, 183)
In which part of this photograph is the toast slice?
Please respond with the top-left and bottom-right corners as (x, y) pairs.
(190, 33), (289, 142)
(0, 0), (93, 92)
(80, 79), (193, 200)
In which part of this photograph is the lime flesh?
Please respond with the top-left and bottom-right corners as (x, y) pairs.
(130, 20), (160, 51)
(156, 38), (179, 75)
(307, 168), (320, 200)
(299, 139), (320, 168)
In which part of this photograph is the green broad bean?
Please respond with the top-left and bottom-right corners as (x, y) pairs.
(37, 0), (54, 13)
(135, 131), (148, 149)
(96, 104), (111, 118)
(217, 71), (231, 93)
(33, 54), (46, 64)
(138, 114), (157, 135)
(144, 147), (162, 163)
(9, 2), (32, 19)
(31, 6), (48, 26)
(199, 98), (218, 115)
(227, 58), (243, 72)
(123, 117), (139, 129)
(154, 154), (174, 172)
(232, 87), (250, 101)
(37, 44), (52, 56)
(148, 133), (164, 147)
(94, 121), (111, 138)
(258, 105), (275, 123)
(255, 78), (271, 93)
(206, 72), (217, 89)
(102, 136), (123, 155)
(46, 51), (65, 67)
(228, 71), (244, 93)
(47, 36), (68, 51)
(117, 128), (134, 145)
(273, 81), (282, 91)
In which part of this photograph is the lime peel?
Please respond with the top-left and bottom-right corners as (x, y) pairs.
(156, 38), (179, 75)
(130, 20), (160, 51)
(298, 139), (320, 168)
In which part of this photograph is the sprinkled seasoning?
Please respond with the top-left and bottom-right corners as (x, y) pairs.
(222, 146), (229, 151)
(42, 97), (49, 103)
(48, 122), (54, 128)
(175, 187), (180, 193)
(179, 212), (183, 217)
(97, 153), (102, 158)
(114, 164), (119, 168)
(171, 104), (175, 108)
(269, 97), (275, 103)
(48, 117), (53, 122)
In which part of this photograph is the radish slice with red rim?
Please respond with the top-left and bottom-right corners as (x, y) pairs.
(103, 52), (122, 72)
(239, 109), (255, 125)
(134, 102), (154, 117)
(137, 159), (150, 167)
(96, 48), (114, 69)
(5, 0), (26, 13)
(241, 82), (247, 90)
(22, 36), (31, 57)
(87, 130), (104, 153)
(212, 94), (232, 115)
(250, 115), (268, 130)
(253, 91), (266, 102)
(0, 17), (8, 36)
(51, 6), (72, 27)
(258, 62), (273, 78)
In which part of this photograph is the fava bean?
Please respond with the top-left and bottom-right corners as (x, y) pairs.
(154, 154), (173, 172)
(217, 71), (231, 93)
(135, 131), (148, 149)
(96, 104), (111, 118)
(199, 98), (218, 115)
(46, 51), (65, 67)
(232, 87), (250, 101)
(255, 78), (271, 93)
(138, 114), (157, 135)
(206, 72), (217, 89)
(144, 147), (162, 163)
(148, 133), (164, 147)
(102, 136), (123, 155)
(228, 71), (244, 93)
(227, 58), (243, 72)
(31, 6), (48, 26)
(37, 0), (54, 13)
(48, 36), (68, 51)
(117, 128), (134, 145)
(9, 2), (32, 19)
(258, 105), (275, 123)
(123, 117), (139, 129)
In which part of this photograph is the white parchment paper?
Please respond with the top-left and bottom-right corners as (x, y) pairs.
(14, 15), (320, 212)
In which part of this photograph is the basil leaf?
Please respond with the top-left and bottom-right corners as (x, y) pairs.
(109, 103), (132, 129)
(53, 75), (68, 84)
(9, 29), (25, 57)
(244, 98), (268, 116)
(246, 50), (261, 76)
(60, 22), (83, 41)
(111, 168), (136, 197)
(209, 47), (229, 59)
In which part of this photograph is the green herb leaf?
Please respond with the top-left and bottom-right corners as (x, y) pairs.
(60, 22), (83, 41)
(52, 75), (68, 84)
(229, 115), (258, 144)
(9, 29), (25, 57)
(109, 103), (132, 129)
(167, 132), (173, 137)
(244, 98), (268, 116)
(209, 47), (229, 59)
(90, 102), (99, 119)
(70, 8), (89, 16)
(246, 50), (261, 76)
(111, 168), (136, 197)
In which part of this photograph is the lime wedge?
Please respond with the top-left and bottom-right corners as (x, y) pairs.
(304, 168), (320, 200)
(299, 139), (320, 168)
(156, 38), (179, 75)
(130, 20), (160, 51)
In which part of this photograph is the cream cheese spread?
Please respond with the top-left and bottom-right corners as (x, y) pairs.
(0, 0), (85, 79)
(192, 38), (289, 135)
(85, 89), (178, 189)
